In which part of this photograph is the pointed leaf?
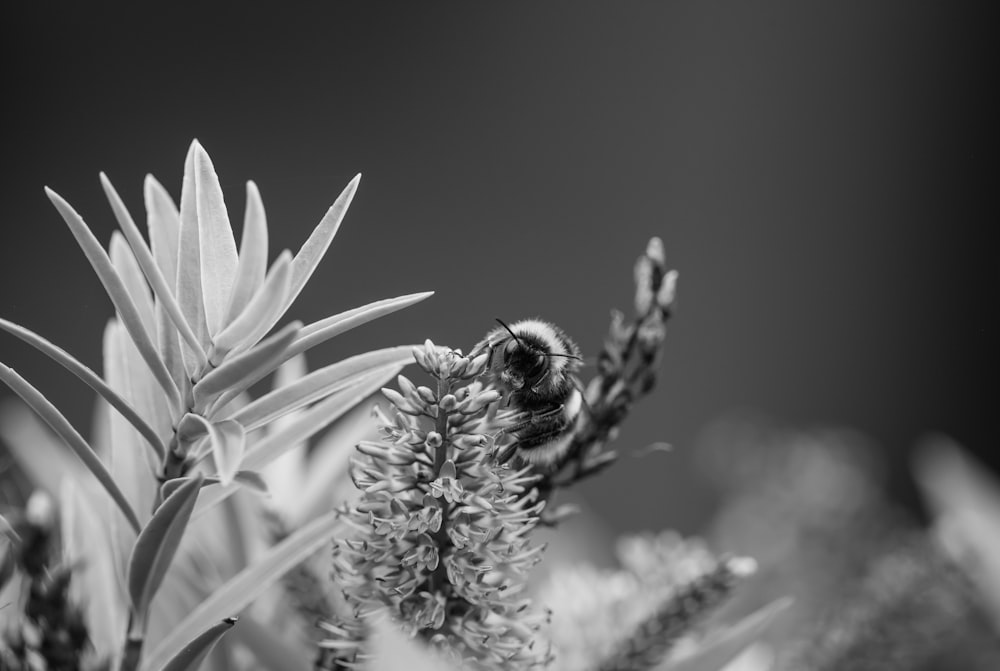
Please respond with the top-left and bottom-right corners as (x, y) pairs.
(180, 416), (246, 486)
(262, 354), (309, 514)
(193, 366), (399, 519)
(289, 291), (434, 362)
(143, 564), (217, 665)
(208, 288), (430, 414)
(661, 598), (792, 671)
(144, 175), (180, 296)
(157, 472), (264, 501)
(0, 363), (140, 534)
(158, 617), (237, 671)
(103, 172), (208, 369)
(61, 478), (128, 658)
(256, 175), (360, 338)
(160, 475), (215, 501)
(194, 321), (300, 407)
(209, 420), (246, 486)
(229, 613), (312, 671)
(211, 251), (292, 357)
(128, 474), (204, 624)
(90, 392), (112, 461)
(0, 398), (86, 497)
(289, 389), (382, 526)
(226, 346), (414, 431)
(176, 141), (211, 372)
(109, 231), (155, 335)
(224, 180), (269, 324)
(144, 176), (188, 389)
(104, 320), (160, 526)
(0, 317), (165, 459)
(233, 470), (269, 494)
(45, 187), (181, 410)
(193, 141), (239, 335)
(176, 412), (210, 442)
(143, 510), (345, 671)
(156, 302), (188, 393)
(243, 368), (400, 474)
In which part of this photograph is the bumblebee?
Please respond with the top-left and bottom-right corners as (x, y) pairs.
(472, 318), (584, 468)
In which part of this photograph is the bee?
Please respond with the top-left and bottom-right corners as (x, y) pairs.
(471, 318), (584, 468)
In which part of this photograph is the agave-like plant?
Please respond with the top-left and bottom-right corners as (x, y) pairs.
(0, 140), (431, 670)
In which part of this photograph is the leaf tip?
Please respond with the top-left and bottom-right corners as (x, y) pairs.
(193, 140), (214, 170)
(340, 174), (361, 203)
(44, 187), (76, 218)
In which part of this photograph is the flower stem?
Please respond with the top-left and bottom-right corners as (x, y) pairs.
(427, 375), (452, 599)
(119, 621), (143, 671)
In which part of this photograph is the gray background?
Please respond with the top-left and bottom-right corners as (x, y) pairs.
(1, 2), (994, 534)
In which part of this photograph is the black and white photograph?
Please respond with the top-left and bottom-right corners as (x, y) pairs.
(1, 3), (996, 669)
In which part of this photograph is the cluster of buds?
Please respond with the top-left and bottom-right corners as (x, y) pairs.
(541, 237), (677, 497)
(321, 342), (550, 670)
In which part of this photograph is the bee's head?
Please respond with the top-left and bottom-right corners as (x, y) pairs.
(501, 338), (550, 391)
(491, 318), (582, 396)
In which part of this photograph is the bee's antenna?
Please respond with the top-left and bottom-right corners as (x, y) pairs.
(495, 318), (524, 346)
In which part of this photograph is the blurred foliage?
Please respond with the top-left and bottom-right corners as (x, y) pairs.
(698, 416), (1000, 670)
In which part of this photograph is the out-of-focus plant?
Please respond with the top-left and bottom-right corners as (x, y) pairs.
(540, 531), (787, 671)
(1, 492), (98, 670)
(699, 419), (1000, 670)
(915, 438), (1000, 629)
(0, 142), (779, 671)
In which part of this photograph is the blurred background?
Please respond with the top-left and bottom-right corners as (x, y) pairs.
(1, 1), (994, 538)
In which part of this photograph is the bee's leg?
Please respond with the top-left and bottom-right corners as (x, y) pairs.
(494, 440), (520, 464)
(493, 414), (524, 436)
(493, 408), (562, 464)
(482, 343), (497, 372)
(535, 403), (566, 421)
(498, 424), (573, 466)
(467, 341), (495, 376)
(518, 403), (565, 427)
(517, 425), (571, 449)
(501, 405), (564, 436)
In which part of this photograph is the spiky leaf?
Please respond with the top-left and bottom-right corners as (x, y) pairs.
(0, 363), (140, 534)
(128, 474), (204, 625)
(158, 617), (237, 671)
(0, 317), (165, 459)
(142, 510), (344, 671)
